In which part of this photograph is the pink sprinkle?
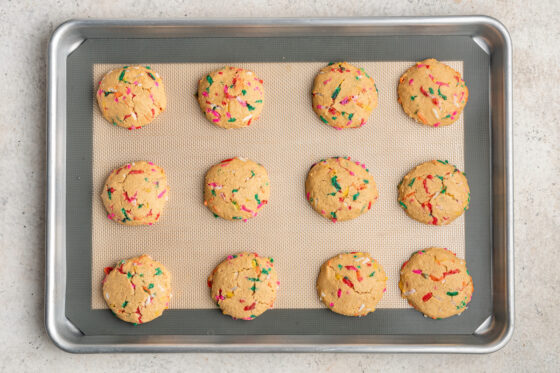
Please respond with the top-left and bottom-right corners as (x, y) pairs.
(348, 170), (355, 176)
(133, 81), (138, 86)
(329, 302), (334, 307)
(241, 205), (256, 216)
(361, 164), (366, 169)
(97, 89), (103, 96)
(157, 189), (167, 199)
(323, 78), (332, 85)
(408, 79), (414, 85)
(334, 127), (342, 130)
(346, 120), (352, 126)
(226, 112), (231, 118)
(155, 81), (159, 87)
(131, 282), (136, 289)
(151, 168), (156, 172)
(452, 111), (457, 116)
(114, 97), (119, 103)
(149, 94), (154, 103)
(257, 202), (265, 209)
(208, 182), (218, 187)
(339, 97), (350, 105)
(236, 96), (247, 107)
(383, 288), (387, 293)
(321, 210), (326, 215)
(242, 219), (248, 222)
(127, 164), (132, 169)
(126, 87), (131, 94)
(435, 81), (449, 87)
(316, 105), (323, 109)
(201, 91), (208, 97)
(107, 213), (115, 220)
(412, 269), (423, 274)
(337, 289), (341, 298)
(227, 255), (233, 260)
(434, 122), (441, 127)
(429, 74), (435, 81)
(148, 162), (154, 165)
(417, 64), (426, 68)
(306, 192), (310, 200)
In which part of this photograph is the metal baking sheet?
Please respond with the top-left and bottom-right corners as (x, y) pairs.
(46, 17), (513, 353)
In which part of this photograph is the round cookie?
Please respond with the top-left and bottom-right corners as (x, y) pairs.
(312, 62), (378, 129)
(96, 65), (166, 129)
(399, 247), (473, 319)
(397, 58), (468, 127)
(207, 252), (279, 320)
(102, 254), (172, 324)
(305, 157), (378, 222)
(101, 161), (169, 226)
(317, 252), (387, 316)
(204, 157), (270, 221)
(397, 160), (470, 226)
(197, 66), (264, 129)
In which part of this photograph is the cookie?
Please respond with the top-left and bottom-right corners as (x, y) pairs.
(208, 252), (279, 320)
(312, 62), (378, 129)
(197, 66), (264, 129)
(397, 160), (470, 225)
(305, 157), (378, 222)
(397, 59), (468, 127)
(317, 252), (387, 316)
(102, 254), (172, 324)
(399, 247), (473, 319)
(204, 157), (270, 221)
(101, 161), (169, 226)
(96, 65), (166, 129)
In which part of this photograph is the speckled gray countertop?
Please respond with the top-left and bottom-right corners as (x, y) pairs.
(1, 0), (558, 371)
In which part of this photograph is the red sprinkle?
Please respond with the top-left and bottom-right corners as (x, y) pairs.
(419, 86), (430, 97)
(337, 288), (341, 298)
(422, 292), (433, 302)
(345, 265), (358, 271)
(244, 302), (256, 311)
(207, 279), (212, 288)
(342, 277), (354, 289)
(103, 266), (114, 275)
(128, 170), (144, 174)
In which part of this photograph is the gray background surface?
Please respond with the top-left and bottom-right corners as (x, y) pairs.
(0, 0), (558, 371)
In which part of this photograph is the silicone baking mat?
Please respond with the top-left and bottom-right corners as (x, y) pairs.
(90, 61), (465, 310)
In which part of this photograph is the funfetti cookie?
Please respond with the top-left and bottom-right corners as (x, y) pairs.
(397, 58), (468, 127)
(96, 65), (166, 129)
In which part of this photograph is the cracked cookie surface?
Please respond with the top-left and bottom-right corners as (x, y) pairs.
(101, 161), (169, 226)
(96, 65), (166, 129)
(102, 254), (172, 324)
(204, 157), (270, 221)
(397, 160), (470, 225)
(317, 252), (387, 316)
(197, 66), (264, 129)
(312, 62), (378, 129)
(305, 157), (378, 222)
(399, 247), (473, 319)
(208, 252), (279, 320)
(397, 58), (468, 127)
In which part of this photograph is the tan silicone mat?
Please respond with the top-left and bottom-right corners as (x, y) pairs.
(91, 61), (465, 310)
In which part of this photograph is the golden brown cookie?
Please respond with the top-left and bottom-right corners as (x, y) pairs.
(397, 59), (468, 127)
(96, 65), (166, 129)
(397, 160), (470, 225)
(399, 247), (473, 319)
(208, 252), (279, 320)
(204, 157), (270, 221)
(101, 161), (169, 226)
(102, 254), (172, 324)
(197, 66), (264, 129)
(317, 252), (387, 316)
(312, 62), (378, 129)
(305, 157), (378, 222)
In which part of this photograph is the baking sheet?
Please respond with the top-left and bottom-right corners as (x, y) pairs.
(90, 61), (465, 311)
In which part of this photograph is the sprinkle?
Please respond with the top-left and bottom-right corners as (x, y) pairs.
(410, 95), (417, 101)
(447, 291), (459, 296)
(422, 292), (433, 302)
(206, 75), (213, 85)
(157, 189), (167, 199)
(329, 302), (334, 307)
(419, 86), (429, 97)
(352, 192), (360, 201)
(241, 89), (247, 95)
(147, 72), (156, 80)
(228, 117), (236, 122)
(255, 99), (263, 103)
(342, 276), (354, 289)
(428, 87), (434, 95)
(437, 160), (448, 165)
(369, 271), (375, 277)
(121, 208), (131, 221)
(331, 176), (341, 191)
(247, 277), (260, 282)
(155, 267), (163, 276)
(345, 265), (358, 271)
(363, 179), (369, 184)
(412, 269), (422, 274)
(320, 116), (329, 124)
(122, 301), (128, 308)
(399, 201), (407, 209)
(408, 78), (414, 85)
(118, 70), (126, 81)
(331, 84), (342, 100)
(337, 289), (341, 298)
(243, 302), (256, 311)
(437, 87), (448, 100)
(148, 283), (154, 289)
(255, 194), (261, 204)
(247, 103), (256, 111)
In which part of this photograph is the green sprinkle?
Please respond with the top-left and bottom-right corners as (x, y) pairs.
(270, 258), (274, 263)
(118, 70), (126, 82)
(250, 284), (257, 292)
(133, 323), (138, 326)
(148, 283), (154, 289)
(138, 204), (144, 208)
(338, 264), (343, 269)
(247, 277), (260, 282)
(121, 208), (131, 221)
(348, 113), (354, 120)
(331, 84), (342, 100)
(328, 192), (337, 196)
(436, 175), (444, 181)
(410, 95), (417, 101)
(103, 91), (113, 97)
(247, 103), (256, 111)
(147, 72), (156, 80)
(155, 268), (163, 276)
(122, 301), (128, 308)
(261, 268), (269, 275)
(374, 83), (378, 93)
(211, 189), (216, 196)
(206, 75), (213, 85)
(441, 186), (447, 194)
(123, 66), (129, 69)
(241, 89), (247, 95)
(428, 87), (434, 94)
(107, 188), (112, 200)
(331, 176), (341, 191)
(250, 170), (255, 178)
(363, 179), (369, 184)
(369, 271), (375, 277)
(232, 189), (239, 193)
(399, 201), (407, 209)
(255, 194), (261, 204)
(112, 121), (117, 126)
(144, 66), (151, 69)
(330, 211), (337, 219)
(232, 216), (243, 220)
(447, 291), (459, 297)
(213, 213), (219, 218)
(408, 177), (416, 187)
(437, 87), (447, 100)
(228, 117), (236, 122)
(328, 62), (335, 66)
(352, 193), (360, 201)
(320, 116), (329, 124)
(331, 116), (337, 120)
(255, 99), (263, 103)
(437, 160), (448, 165)
(127, 272), (132, 279)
